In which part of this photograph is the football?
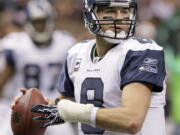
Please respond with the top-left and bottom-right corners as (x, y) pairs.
(11, 88), (48, 135)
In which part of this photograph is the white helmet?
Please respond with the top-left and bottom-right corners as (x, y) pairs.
(25, 0), (55, 44)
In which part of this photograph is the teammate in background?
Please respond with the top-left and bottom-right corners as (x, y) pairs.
(0, 0), (76, 102)
(29, 0), (167, 134)
(0, 0), (76, 135)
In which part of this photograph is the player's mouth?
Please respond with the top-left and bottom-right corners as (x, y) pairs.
(109, 26), (123, 32)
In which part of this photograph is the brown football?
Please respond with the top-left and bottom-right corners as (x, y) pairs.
(11, 88), (48, 135)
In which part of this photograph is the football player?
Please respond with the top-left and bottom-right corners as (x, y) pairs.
(0, 0), (76, 135)
(31, 0), (166, 135)
(0, 0), (76, 101)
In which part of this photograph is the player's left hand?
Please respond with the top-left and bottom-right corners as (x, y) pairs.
(30, 104), (64, 128)
(11, 88), (28, 109)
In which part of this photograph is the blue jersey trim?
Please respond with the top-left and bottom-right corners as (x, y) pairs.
(56, 60), (74, 97)
(4, 49), (15, 68)
(120, 49), (166, 92)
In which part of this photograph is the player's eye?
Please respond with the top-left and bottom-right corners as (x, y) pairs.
(121, 10), (129, 14)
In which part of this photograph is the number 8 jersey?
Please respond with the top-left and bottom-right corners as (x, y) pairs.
(57, 38), (166, 135)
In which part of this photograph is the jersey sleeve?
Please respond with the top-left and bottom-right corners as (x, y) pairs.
(120, 49), (166, 92)
(56, 59), (74, 97)
(1, 33), (17, 68)
(4, 49), (15, 68)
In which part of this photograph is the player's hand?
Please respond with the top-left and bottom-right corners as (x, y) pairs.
(30, 104), (64, 128)
(11, 88), (28, 109)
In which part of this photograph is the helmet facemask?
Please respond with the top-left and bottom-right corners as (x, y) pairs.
(84, 0), (137, 44)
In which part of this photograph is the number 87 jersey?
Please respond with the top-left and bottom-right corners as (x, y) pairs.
(57, 38), (166, 135)
(2, 31), (76, 99)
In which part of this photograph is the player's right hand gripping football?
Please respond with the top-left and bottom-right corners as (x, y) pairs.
(30, 104), (64, 128)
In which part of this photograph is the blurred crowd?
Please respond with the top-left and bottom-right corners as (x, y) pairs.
(0, 0), (179, 135)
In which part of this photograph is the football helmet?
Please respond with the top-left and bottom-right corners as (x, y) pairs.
(25, 0), (55, 44)
(83, 0), (137, 44)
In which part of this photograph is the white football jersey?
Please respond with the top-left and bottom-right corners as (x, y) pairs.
(57, 38), (166, 135)
(2, 31), (76, 99)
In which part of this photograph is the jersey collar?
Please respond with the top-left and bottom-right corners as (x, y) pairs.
(90, 44), (104, 63)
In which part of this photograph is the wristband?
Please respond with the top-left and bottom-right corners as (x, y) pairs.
(57, 99), (98, 126)
(90, 107), (98, 127)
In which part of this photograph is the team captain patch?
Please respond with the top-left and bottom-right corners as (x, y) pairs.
(74, 58), (82, 71)
(139, 58), (158, 73)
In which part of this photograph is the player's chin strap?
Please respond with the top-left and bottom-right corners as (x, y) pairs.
(57, 99), (98, 127)
(31, 99), (98, 127)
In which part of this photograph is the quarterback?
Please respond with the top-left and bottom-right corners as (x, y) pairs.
(30, 0), (166, 135)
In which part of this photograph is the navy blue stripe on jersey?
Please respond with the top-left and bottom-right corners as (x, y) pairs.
(56, 60), (74, 97)
(4, 49), (15, 68)
(120, 49), (166, 92)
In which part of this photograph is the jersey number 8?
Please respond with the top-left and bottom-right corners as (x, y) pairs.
(80, 78), (105, 134)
